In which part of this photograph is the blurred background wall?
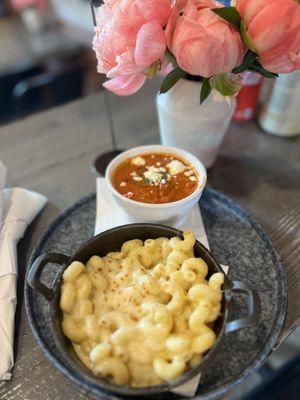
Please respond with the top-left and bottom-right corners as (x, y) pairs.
(0, 0), (103, 125)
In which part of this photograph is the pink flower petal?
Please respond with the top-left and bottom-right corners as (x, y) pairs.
(135, 21), (166, 68)
(160, 56), (173, 76)
(107, 48), (140, 78)
(137, 0), (172, 26)
(103, 73), (146, 96)
(176, 0), (188, 12)
(237, 0), (300, 74)
(165, 5), (179, 49)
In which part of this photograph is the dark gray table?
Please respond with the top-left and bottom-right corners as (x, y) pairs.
(0, 79), (299, 399)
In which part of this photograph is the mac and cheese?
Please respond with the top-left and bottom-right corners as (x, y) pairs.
(60, 230), (224, 387)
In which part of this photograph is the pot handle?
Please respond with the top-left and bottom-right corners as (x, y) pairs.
(225, 281), (261, 334)
(27, 253), (69, 302)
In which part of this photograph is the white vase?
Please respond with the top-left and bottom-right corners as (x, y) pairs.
(156, 78), (236, 168)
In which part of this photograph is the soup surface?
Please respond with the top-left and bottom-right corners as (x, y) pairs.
(112, 153), (199, 204)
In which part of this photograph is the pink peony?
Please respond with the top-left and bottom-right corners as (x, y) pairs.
(166, 0), (246, 77)
(237, 0), (300, 74)
(175, 0), (189, 12)
(93, 0), (171, 95)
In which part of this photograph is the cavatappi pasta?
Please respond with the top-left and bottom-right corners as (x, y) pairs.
(60, 230), (224, 387)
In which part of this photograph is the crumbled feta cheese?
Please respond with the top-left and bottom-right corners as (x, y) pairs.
(120, 181), (127, 187)
(148, 166), (166, 173)
(131, 156), (146, 166)
(143, 165), (170, 185)
(166, 160), (185, 175)
(189, 176), (197, 181)
(184, 170), (194, 177)
(130, 171), (137, 177)
(124, 192), (134, 199)
(133, 176), (143, 181)
(144, 170), (164, 185)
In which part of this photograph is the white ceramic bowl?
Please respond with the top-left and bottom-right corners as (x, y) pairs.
(105, 145), (207, 223)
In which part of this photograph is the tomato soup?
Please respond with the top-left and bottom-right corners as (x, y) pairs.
(112, 153), (199, 204)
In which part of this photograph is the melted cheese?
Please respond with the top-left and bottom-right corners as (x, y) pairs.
(60, 232), (224, 387)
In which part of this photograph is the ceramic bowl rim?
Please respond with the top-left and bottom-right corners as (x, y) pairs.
(105, 145), (207, 209)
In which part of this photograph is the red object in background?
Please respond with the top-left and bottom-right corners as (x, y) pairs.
(233, 72), (263, 122)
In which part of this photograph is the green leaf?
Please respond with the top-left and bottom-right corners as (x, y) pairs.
(249, 61), (278, 78)
(210, 73), (242, 97)
(232, 51), (257, 74)
(212, 7), (241, 30)
(165, 49), (177, 68)
(142, 177), (151, 185)
(200, 78), (212, 105)
(159, 67), (185, 94)
(240, 20), (256, 52)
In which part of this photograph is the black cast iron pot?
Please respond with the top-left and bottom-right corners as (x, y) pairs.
(26, 223), (261, 398)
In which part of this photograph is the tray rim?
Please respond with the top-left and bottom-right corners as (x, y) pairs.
(24, 188), (287, 400)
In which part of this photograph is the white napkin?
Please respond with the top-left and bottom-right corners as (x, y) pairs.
(0, 162), (47, 381)
(0, 161), (6, 224)
(95, 177), (228, 397)
(95, 179), (209, 247)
